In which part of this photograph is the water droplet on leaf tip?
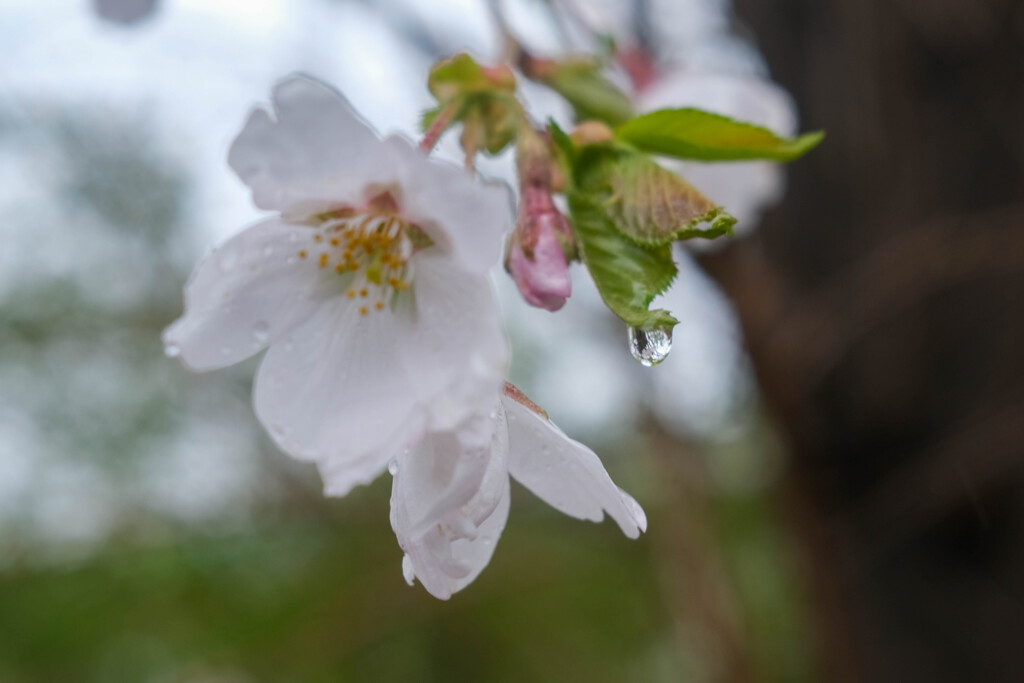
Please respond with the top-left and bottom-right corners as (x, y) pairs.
(628, 326), (673, 367)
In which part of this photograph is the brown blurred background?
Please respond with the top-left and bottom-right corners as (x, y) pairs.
(703, 0), (1024, 680)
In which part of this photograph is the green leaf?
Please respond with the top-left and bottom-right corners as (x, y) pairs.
(537, 60), (634, 127)
(568, 191), (679, 330)
(576, 145), (736, 246)
(616, 108), (824, 162)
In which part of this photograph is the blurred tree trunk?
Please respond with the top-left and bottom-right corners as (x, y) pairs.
(700, 0), (1024, 680)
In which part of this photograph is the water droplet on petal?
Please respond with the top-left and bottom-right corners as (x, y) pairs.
(251, 321), (270, 343)
(628, 326), (673, 367)
(388, 460), (399, 476)
(164, 342), (180, 358)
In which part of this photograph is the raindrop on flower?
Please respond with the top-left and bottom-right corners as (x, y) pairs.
(388, 459), (400, 476)
(628, 326), (673, 367)
(164, 342), (180, 358)
(251, 320), (270, 342)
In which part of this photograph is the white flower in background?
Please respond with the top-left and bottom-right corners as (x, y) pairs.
(93, 0), (158, 25)
(164, 75), (511, 495)
(386, 384), (647, 600)
(638, 71), (798, 232)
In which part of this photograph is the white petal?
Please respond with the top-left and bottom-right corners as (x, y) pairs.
(253, 298), (425, 493)
(393, 411), (500, 538)
(254, 253), (505, 496)
(391, 408), (511, 600)
(400, 251), (508, 433)
(386, 136), (514, 274)
(163, 219), (322, 371)
(228, 74), (399, 213)
(501, 394), (647, 538)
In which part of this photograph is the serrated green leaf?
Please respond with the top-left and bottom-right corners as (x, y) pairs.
(616, 108), (824, 162)
(576, 146), (735, 246)
(568, 192), (679, 330)
(540, 60), (634, 127)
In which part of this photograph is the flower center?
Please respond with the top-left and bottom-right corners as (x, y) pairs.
(297, 202), (415, 316)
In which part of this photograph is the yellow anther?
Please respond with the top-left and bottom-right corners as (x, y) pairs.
(330, 238), (340, 246)
(359, 306), (369, 316)
(298, 250), (308, 259)
(319, 253), (329, 268)
(335, 264), (346, 274)
(375, 301), (385, 311)
(346, 290), (356, 299)
(359, 288), (368, 298)
(314, 234), (323, 243)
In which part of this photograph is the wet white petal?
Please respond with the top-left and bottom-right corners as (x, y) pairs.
(163, 219), (322, 371)
(391, 409), (511, 600)
(501, 395), (647, 538)
(253, 255), (504, 496)
(253, 297), (424, 492)
(385, 137), (513, 274)
(228, 75), (400, 213)
(398, 251), (507, 433)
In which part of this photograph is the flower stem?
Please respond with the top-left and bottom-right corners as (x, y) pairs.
(419, 104), (458, 154)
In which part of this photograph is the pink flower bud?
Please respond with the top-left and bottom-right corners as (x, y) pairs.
(506, 184), (573, 311)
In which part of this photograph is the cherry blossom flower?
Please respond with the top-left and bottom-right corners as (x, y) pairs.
(163, 75), (512, 495)
(386, 384), (647, 600)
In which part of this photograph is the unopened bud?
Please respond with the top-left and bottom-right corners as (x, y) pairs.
(507, 128), (576, 311)
(506, 204), (573, 311)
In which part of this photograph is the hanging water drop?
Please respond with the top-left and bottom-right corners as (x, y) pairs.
(251, 320), (270, 343)
(164, 342), (180, 358)
(628, 326), (673, 366)
(388, 459), (399, 476)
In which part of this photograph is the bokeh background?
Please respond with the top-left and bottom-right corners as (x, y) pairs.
(1, 0), (1022, 681)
